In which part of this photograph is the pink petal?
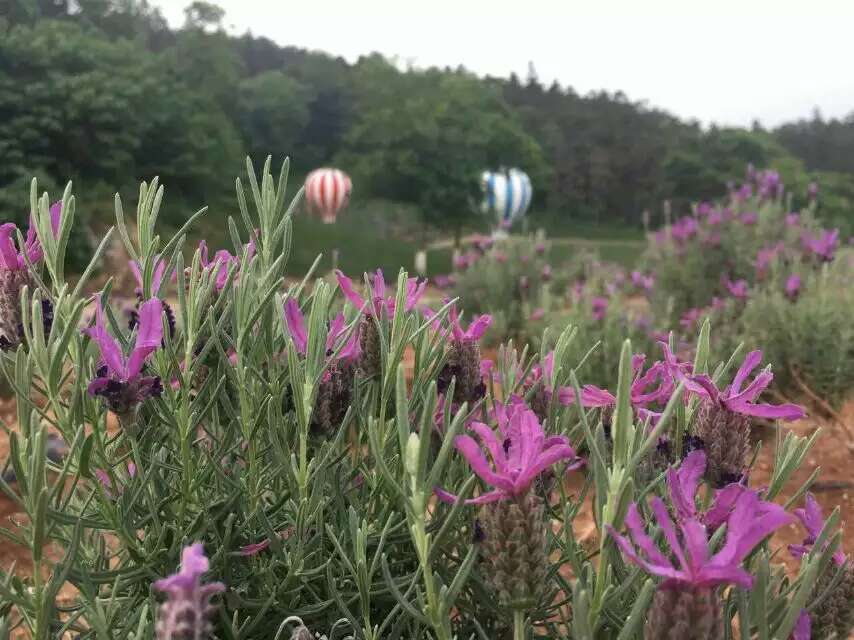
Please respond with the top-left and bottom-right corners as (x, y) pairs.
(335, 270), (366, 311)
(454, 435), (515, 493)
(86, 301), (126, 378)
(650, 496), (690, 573)
(284, 298), (308, 355)
(730, 351), (762, 396)
(0, 224), (22, 269)
(127, 298), (163, 379)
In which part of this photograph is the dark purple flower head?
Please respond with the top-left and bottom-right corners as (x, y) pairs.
(86, 298), (164, 419)
(707, 209), (724, 226)
(789, 493), (846, 566)
(154, 544), (224, 640)
(687, 351), (805, 421)
(802, 229), (839, 262)
(607, 489), (792, 590)
(336, 269), (426, 318)
(0, 202), (62, 271)
(284, 298), (360, 363)
(785, 274), (801, 301)
(86, 298), (163, 385)
(435, 403), (582, 505)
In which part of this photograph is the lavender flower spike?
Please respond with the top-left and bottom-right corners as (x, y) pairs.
(86, 298), (164, 429)
(436, 403), (582, 504)
(687, 350), (805, 421)
(154, 543), (224, 640)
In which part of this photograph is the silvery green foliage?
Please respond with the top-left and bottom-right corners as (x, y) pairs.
(0, 158), (844, 640)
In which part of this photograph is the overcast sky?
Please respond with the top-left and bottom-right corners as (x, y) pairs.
(153, 0), (854, 128)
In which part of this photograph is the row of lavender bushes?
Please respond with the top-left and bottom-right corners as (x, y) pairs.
(0, 159), (850, 639)
(448, 166), (854, 405)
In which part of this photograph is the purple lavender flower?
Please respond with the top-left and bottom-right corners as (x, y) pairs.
(530, 308), (545, 321)
(757, 170), (782, 200)
(0, 201), (62, 271)
(607, 489), (792, 589)
(786, 212), (801, 227)
(435, 403), (582, 504)
(792, 610), (811, 640)
(735, 183), (753, 202)
(0, 202), (62, 350)
(687, 351), (805, 421)
(785, 274), (801, 301)
(154, 544), (224, 640)
(740, 211), (758, 226)
(535, 241), (546, 255)
(630, 270), (654, 293)
(433, 274), (455, 289)
(755, 243), (784, 278)
(577, 357), (672, 411)
(591, 296), (609, 321)
(86, 298), (164, 429)
(284, 298), (360, 363)
(807, 182), (819, 200)
(802, 229), (839, 262)
(128, 257), (176, 338)
(725, 278), (749, 300)
(198, 240), (254, 291)
(706, 209), (724, 226)
(789, 493), (846, 566)
(336, 269), (426, 319)
(667, 450), (749, 529)
(670, 217), (699, 242)
(541, 264), (552, 282)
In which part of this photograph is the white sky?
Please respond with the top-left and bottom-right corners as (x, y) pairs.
(152, 0), (854, 128)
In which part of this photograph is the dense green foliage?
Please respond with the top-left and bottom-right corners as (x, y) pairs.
(2, 0), (854, 238)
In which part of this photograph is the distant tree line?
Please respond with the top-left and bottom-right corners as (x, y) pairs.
(1, 0), (853, 234)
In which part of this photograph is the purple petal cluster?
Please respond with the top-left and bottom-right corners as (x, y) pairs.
(86, 298), (164, 417)
(0, 201), (62, 270)
(284, 298), (360, 363)
(607, 483), (792, 590)
(788, 492), (846, 567)
(436, 403), (582, 504)
(686, 350), (805, 421)
(336, 269), (426, 319)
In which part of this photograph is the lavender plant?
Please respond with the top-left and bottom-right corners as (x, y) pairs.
(0, 158), (848, 640)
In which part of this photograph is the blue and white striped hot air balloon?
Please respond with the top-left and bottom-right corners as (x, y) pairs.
(480, 168), (533, 228)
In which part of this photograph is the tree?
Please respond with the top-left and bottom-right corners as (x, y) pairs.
(238, 71), (314, 163)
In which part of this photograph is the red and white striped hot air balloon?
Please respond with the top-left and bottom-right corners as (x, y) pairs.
(304, 168), (352, 224)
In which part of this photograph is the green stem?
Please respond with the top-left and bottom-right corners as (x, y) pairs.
(513, 610), (526, 640)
